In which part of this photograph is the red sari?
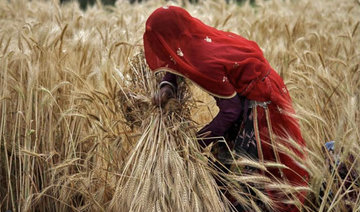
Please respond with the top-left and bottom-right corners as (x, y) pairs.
(144, 6), (308, 211)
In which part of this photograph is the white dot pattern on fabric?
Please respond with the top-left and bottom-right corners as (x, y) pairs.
(169, 55), (176, 64)
(177, 48), (184, 57)
(222, 76), (228, 82)
(204, 36), (212, 43)
(162, 6), (169, 9)
(233, 62), (239, 68)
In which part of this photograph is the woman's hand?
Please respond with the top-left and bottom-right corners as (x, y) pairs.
(152, 84), (175, 107)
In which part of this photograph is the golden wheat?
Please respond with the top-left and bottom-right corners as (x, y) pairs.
(0, 0), (359, 211)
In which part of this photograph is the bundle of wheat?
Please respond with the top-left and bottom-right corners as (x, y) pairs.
(111, 53), (223, 211)
(110, 53), (280, 211)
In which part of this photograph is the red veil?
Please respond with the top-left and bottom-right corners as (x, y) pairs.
(144, 6), (271, 99)
(144, 6), (309, 211)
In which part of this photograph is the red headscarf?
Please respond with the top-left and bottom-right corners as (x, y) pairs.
(144, 6), (272, 100)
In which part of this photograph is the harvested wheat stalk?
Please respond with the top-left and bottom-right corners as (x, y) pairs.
(111, 53), (231, 211)
(110, 108), (232, 211)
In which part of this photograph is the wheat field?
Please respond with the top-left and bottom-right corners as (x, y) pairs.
(0, 0), (359, 211)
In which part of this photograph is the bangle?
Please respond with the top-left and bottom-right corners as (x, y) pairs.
(159, 81), (176, 92)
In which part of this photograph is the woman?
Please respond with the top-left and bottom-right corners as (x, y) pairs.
(143, 6), (309, 211)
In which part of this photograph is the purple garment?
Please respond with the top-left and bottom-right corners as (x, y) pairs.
(161, 72), (242, 147)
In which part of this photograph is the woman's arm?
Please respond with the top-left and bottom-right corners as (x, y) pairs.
(157, 72), (243, 148)
(197, 95), (242, 147)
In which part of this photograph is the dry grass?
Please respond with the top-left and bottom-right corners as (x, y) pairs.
(0, 0), (359, 211)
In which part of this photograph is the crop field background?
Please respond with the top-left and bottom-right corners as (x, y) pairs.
(0, 0), (359, 211)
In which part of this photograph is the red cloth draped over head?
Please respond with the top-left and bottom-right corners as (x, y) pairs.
(143, 5), (307, 154)
(143, 6), (272, 100)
